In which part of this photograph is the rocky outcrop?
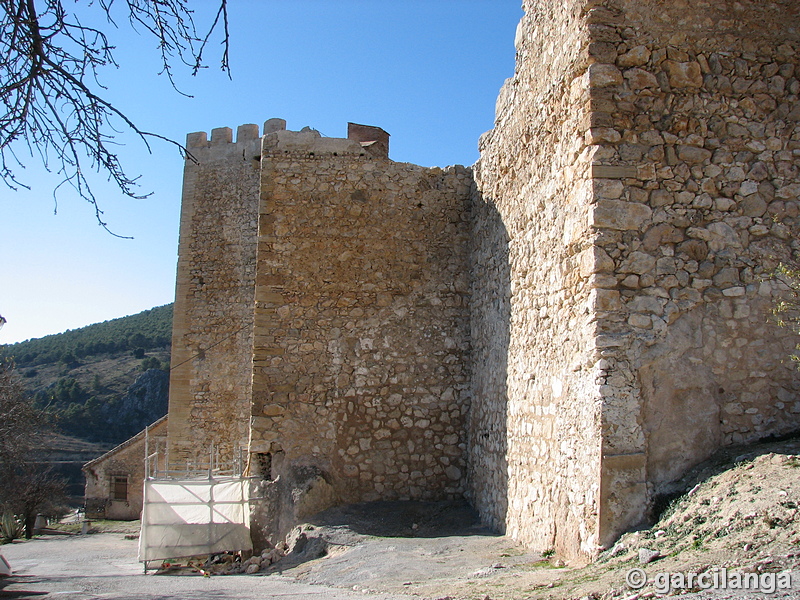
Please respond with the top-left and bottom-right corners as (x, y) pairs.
(101, 369), (168, 438)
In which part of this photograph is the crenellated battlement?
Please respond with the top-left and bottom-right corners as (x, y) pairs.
(186, 119), (285, 149)
(186, 119), (390, 159)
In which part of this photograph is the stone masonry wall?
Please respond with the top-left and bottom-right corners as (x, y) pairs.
(471, 0), (604, 562)
(584, 0), (800, 548)
(248, 126), (472, 541)
(168, 0), (799, 559)
(471, 0), (800, 562)
(167, 125), (261, 466)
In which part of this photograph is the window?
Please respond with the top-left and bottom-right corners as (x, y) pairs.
(111, 475), (129, 502)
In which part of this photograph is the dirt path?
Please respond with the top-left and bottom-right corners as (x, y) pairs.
(263, 438), (800, 599)
(0, 534), (406, 600)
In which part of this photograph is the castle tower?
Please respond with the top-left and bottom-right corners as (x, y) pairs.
(167, 124), (262, 466)
(168, 120), (474, 544)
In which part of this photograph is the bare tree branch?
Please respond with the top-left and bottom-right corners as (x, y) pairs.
(0, 358), (39, 473)
(0, 0), (229, 235)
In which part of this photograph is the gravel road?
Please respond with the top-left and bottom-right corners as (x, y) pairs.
(0, 533), (409, 600)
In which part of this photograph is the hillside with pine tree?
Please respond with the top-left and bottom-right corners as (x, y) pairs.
(2, 304), (173, 445)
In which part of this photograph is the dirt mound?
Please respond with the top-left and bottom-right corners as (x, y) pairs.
(606, 442), (800, 564)
(505, 435), (800, 599)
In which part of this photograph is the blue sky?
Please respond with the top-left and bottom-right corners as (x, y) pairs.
(0, 1), (522, 344)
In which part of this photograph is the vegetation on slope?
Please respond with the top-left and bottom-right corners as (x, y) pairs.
(6, 304), (172, 367)
(1, 305), (173, 444)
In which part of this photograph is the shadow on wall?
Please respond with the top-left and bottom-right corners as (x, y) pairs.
(467, 190), (511, 533)
(305, 498), (491, 538)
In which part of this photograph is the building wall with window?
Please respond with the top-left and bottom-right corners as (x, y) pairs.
(83, 417), (168, 521)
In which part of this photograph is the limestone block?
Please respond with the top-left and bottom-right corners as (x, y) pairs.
(676, 240), (709, 261)
(588, 63), (623, 87)
(722, 286), (746, 297)
(587, 128), (622, 144)
(624, 68), (658, 90)
(590, 200), (652, 230)
(588, 288), (622, 312)
(642, 224), (684, 251)
(445, 465), (461, 480)
(627, 295), (663, 315)
(621, 275), (639, 288)
(619, 252), (656, 275)
(629, 314), (653, 329)
(262, 404), (285, 417)
(677, 145), (712, 164)
(650, 190), (673, 206)
(776, 183), (800, 200)
(712, 268), (739, 288)
(594, 179), (624, 199)
(618, 45), (651, 68)
(738, 194), (767, 217)
(748, 162), (770, 181)
(706, 222), (742, 251)
(589, 41), (618, 64)
(579, 247), (615, 277)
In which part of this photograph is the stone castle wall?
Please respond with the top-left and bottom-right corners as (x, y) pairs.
(167, 126), (261, 465)
(167, 0), (800, 563)
(470, 0), (603, 560)
(248, 125), (473, 540)
(584, 0), (800, 548)
(471, 0), (800, 560)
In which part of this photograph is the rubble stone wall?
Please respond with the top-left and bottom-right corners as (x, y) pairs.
(167, 125), (261, 465)
(168, 0), (800, 559)
(584, 0), (800, 547)
(471, 0), (800, 561)
(249, 128), (472, 534)
(470, 0), (604, 561)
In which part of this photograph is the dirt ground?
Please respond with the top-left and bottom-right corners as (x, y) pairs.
(2, 435), (800, 599)
(260, 435), (800, 599)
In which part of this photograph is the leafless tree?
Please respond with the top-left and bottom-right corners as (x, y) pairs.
(9, 464), (67, 538)
(0, 357), (38, 470)
(0, 358), (67, 538)
(0, 0), (229, 236)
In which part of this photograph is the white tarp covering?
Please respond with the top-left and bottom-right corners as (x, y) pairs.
(138, 476), (251, 562)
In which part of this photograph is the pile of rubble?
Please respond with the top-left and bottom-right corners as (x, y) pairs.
(240, 541), (289, 574)
(155, 541), (289, 576)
